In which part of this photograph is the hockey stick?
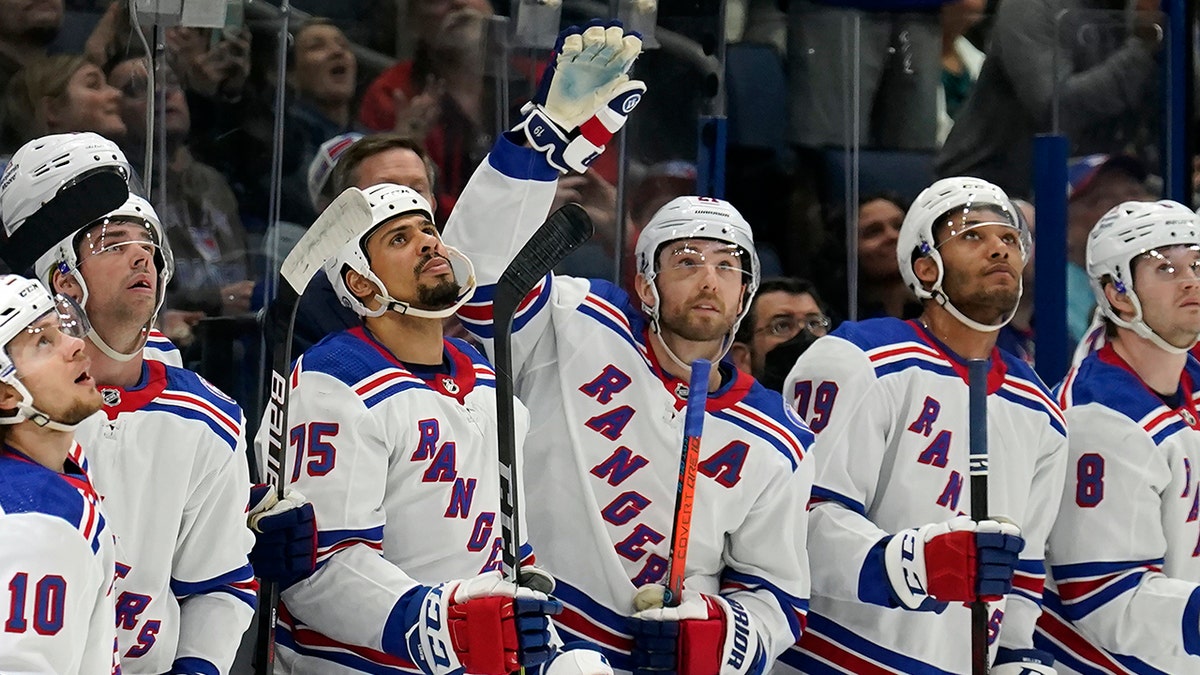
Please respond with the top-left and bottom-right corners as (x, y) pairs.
(664, 358), (712, 607)
(967, 358), (990, 675)
(253, 188), (375, 675)
(491, 202), (593, 589)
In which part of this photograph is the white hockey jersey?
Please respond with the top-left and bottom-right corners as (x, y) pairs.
(1034, 345), (1200, 674)
(271, 329), (537, 675)
(144, 329), (183, 367)
(442, 136), (815, 674)
(0, 444), (119, 675)
(76, 358), (256, 675)
(779, 317), (1067, 674)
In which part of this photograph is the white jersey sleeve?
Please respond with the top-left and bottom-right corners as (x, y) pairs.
(445, 133), (562, 371)
(171, 421), (257, 675)
(275, 360), (427, 658)
(783, 334), (896, 605)
(0, 516), (116, 675)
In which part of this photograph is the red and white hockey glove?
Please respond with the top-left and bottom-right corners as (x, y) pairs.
(884, 515), (1024, 610)
(406, 571), (563, 675)
(513, 21), (646, 174)
(247, 483), (317, 588)
(628, 586), (770, 675)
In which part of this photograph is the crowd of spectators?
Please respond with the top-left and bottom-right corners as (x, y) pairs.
(0, 0), (1185, 407)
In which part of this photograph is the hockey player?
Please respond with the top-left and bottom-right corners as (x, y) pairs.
(269, 182), (609, 675)
(1, 132), (259, 675)
(441, 23), (814, 675)
(1034, 201), (1200, 674)
(0, 274), (119, 674)
(780, 176), (1067, 674)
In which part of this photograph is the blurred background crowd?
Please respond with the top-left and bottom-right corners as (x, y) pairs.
(0, 0), (1192, 421)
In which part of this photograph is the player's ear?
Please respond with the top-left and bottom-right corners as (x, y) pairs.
(0, 382), (20, 416)
(728, 342), (751, 375)
(634, 272), (657, 311)
(913, 255), (938, 288)
(344, 268), (381, 307)
(52, 267), (84, 304)
(1102, 279), (1135, 319)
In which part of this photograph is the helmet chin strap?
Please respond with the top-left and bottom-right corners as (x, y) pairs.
(0, 381), (83, 433)
(643, 275), (735, 375)
(929, 270), (1021, 335)
(70, 268), (151, 362)
(1111, 300), (1197, 355)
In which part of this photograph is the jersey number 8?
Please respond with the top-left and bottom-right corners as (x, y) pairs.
(1076, 453), (1105, 508)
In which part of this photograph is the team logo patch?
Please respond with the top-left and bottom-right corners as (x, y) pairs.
(674, 382), (689, 399)
(100, 388), (121, 407)
(1182, 408), (1197, 426)
(441, 378), (460, 395)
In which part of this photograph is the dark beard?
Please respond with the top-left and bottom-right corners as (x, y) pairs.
(417, 279), (462, 309)
(948, 279), (1020, 325)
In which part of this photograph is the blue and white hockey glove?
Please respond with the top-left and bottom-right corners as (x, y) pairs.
(883, 515), (1024, 610)
(513, 21), (646, 174)
(991, 647), (1056, 675)
(247, 483), (317, 588)
(628, 585), (770, 675)
(402, 571), (563, 675)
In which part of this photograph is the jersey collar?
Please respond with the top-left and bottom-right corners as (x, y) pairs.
(642, 327), (753, 411)
(910, 319), (1008, 394)
(350, 326), (477, 404)
(100, 359), (168, 419)
(1098, 343), (1200, 428)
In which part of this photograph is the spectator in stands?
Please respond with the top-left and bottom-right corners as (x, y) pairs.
(357, 0), (502, 221)
(106, 54), (255, 342)
(1066, 153), (1153, 345)
(937, 0), (1163, 197)
(856, 193), (914, 318)
(1, 54), (124, 152)
(937, 0), (985, 145)
(0, 0), (62, 95)
(282, 17), (360, 224)
(787, 0), (950, 152)
(730, 276), (831, 389)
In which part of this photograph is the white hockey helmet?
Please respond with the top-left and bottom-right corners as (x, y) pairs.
(634, 196), (760, 367)
(1087, 199), (1200, 353)
(897, 176), (1030, 332)
(324, 183), (476, 319)
(0, 274), (94, 432)
(0, 132), (131, 272)
(29, 193), (174, 362)
(1, 132), (129, 235)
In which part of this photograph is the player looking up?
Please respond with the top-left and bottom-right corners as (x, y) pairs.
(1035, 201), (1200, 674)
(780, 176), (1067, 674)
(1, 132), (264, 675)
(266, 182), (610, 675)
(441, 22), (814, 675)
(0, 274), (119, 674)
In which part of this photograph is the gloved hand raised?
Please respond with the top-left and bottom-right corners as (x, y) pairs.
(514, 21), (646, 174)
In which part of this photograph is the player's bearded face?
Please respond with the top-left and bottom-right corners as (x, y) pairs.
(1131, 245), (1200, 347)
(413, 252), (462, 309)
(936, 218), (1025, 324)
(653, 241), (748, 342)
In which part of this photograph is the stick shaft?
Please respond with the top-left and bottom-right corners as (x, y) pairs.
(967, 358), (990, 675)
(665, 359), (712, 606)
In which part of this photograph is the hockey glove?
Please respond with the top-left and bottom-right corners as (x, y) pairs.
(514, 21), (646, 173)
(884, 515), (1024, 610)
(629, 586), (770, 675)
(247, 483), (317, 588)
(991, 647), (1056, 675)
(406, 571), (563, 675)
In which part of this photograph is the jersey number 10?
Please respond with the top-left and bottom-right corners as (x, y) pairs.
(4, 572), (65, 635)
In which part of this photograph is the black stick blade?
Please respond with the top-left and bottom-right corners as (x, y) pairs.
(493, 203), (593, 321)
